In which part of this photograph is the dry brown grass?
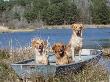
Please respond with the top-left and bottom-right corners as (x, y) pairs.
(0, 47), (34, 82)
(26, 64), (108, 82)
(0, 47), (109, 82)
(9, 47), (33, 63)
(0, 47), (33, 63)
(102, 48), (110, 56)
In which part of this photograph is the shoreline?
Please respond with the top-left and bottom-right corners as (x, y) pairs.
(44, 24), (110, 29)
(0, 26), (35, 33)
(10, 29), (35, 32)
(0, 25), (110, 33)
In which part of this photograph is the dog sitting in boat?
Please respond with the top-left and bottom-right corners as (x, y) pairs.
(52, 43), (72, 65)
(32, 38), (48, 65)
(69, 23), (84, 61)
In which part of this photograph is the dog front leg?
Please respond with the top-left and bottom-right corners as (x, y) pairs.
(71, 48), (75, 61)
(79, 49), (82, 61)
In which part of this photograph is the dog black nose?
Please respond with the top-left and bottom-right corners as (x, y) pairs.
(80, 27), (82, 29)
(60, 49), (64, 52)
(39, 45), (42, 49)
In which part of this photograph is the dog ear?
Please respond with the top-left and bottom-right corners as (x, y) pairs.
(62, 45), (66, 50)
(31, 39), (36, 48)
(71, 24), (76, 30)
(80, 24), (84, 30)
(52, 44), (56, 51)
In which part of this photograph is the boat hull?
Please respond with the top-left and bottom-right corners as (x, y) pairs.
(11, 49), (102, 78)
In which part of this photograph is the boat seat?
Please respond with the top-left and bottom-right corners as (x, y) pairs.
(48, 54), (56, 65)
(81, 49), (98, 55)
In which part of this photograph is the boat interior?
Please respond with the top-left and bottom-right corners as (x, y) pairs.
(14, 49), (101, 66)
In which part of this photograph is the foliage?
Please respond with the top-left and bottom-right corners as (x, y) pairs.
(43, 0), (79, 25)
(0, 0), (110, 27)
(13, 12), (20, 21)
(24, 10), (38, 23)
(0, 0), (79, 25)
(90, 0), (110, 24)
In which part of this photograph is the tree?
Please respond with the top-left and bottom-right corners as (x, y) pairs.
(42, 0), (79, 25)
(16, 0), (30, 6)
(24, 10), (38, 23)
(91, 0), (110, 24)
(43, 3), (64, 25)
(13, 12), (20, 21)
(0, 0), (15, 24)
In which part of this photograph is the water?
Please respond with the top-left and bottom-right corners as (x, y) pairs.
(0, 28), (110, 49)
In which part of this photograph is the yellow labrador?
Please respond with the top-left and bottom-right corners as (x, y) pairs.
(32, 38), (48, 65)
(69, 23), (84, 61)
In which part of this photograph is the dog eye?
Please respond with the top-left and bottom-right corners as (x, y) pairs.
(80, 27), (83, 29)
(41, 43), (44, 45)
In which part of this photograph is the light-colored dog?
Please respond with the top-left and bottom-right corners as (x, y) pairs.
(32, 38), (48, 65)
(69, 23), (84, 61)
(52, 43), (72, 65)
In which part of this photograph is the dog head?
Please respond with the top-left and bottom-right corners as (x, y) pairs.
(32, 38), (47, 54)
(52, 43), (66, 58)
(71, 23), (84, 37)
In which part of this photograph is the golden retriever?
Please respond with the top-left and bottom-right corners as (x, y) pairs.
(69, 23), (84, 60)
(32, 38), (48, 65)
(52, 43), (72, 65)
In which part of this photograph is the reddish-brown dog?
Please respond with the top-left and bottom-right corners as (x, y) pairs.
(52, 43), (72, 65)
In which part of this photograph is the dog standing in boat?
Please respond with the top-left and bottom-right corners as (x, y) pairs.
(32, 38), (48, 65)
(52, 43), (72, 65)
(69, 23), (84, 61)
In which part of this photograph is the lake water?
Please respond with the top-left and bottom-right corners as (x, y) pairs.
(0, 28), (110, 49)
